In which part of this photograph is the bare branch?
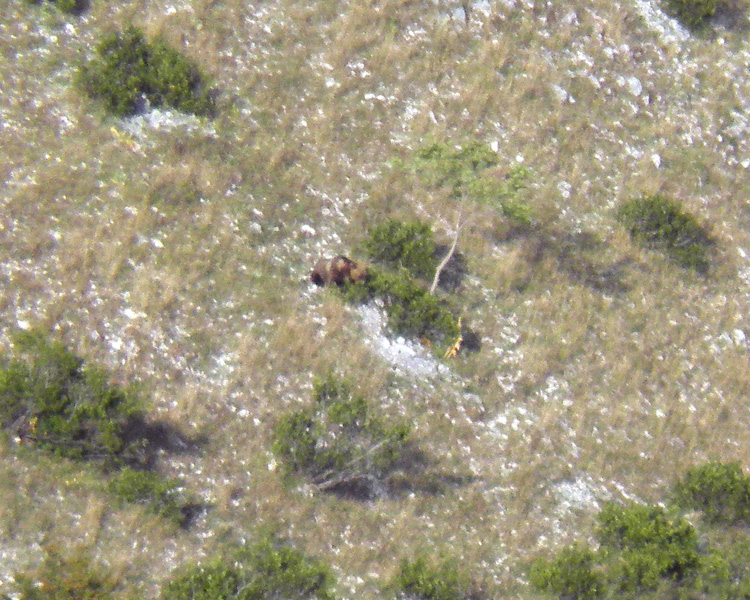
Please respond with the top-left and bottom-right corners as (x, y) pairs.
(429, 212), (465, 295)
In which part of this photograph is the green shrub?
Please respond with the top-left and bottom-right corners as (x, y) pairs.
(24, 0), (84, 14)
(596, 501), (701, 590)
(108, 466), (187, 524)
(271, 373), (410, 495)
(162, 537), (335, 600)
(14, 546), (116, 600)
(363, 219), (438, 281)
(0, 330), (144, 463)
(673, 461), (750, 525)
(78, 26), (214, 117)
(391, 556), (472, 600)
(528, 545), (604, 600)
(616, 194), (714, 273)
(414, 141), (498, 197)
(339, 266), (460, 348)
(665, 0), (717, 27)
(411, 142), (532, 225)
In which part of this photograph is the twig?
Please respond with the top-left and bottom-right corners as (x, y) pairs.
(429, 211), (465, 295)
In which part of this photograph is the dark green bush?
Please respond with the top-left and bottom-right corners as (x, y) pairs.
(162, 537), (335, 600)
(78, 26), (213, 117)
(271, 373), (410, 495)
(616, 194), (714, 273)
(665, 0), (717, 27)
(0, 330), (144, 463)
(673, 461), (750, 525)
(24, 0), (84, 15)
(596, 502), (701, 590)
(528, 545), (604, 600)
(108, 466), (187, 524)
(391, 556), (472, 600)
(339, 267), (460, 348)
(363, 219), (438, 281)
(14, 546), (116, 600)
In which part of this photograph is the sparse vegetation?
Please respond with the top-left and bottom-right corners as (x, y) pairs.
(411, 142), (533, 226)
(271, 373), (411, 496)
(78, 26), (214, 117)
(616, 194), (714, 272)
(4, 0), (750, 594)
(161, 537), (335, 600)
(673, 461), (750, 525)
(14, 546), (117, 600)
(0, 330), (144, 463)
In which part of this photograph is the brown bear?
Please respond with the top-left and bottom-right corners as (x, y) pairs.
(311, 255), (368, 287)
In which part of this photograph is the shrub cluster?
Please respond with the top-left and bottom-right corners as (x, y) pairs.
(0, 330), (195, 524)
(665, 0), (717, 27)
(596, 502), (700, 592)
(530, 464), (750, 600)
(0, 330), (143, 463)
(616, 194), (714, 273)
(391, 557), (473, 600)
(530, 502), (702, 599)
(78, 26), (214, 117)
(162, 536), (335, 600)
(272, 374), (411, 496)
(673, 461), (750, 524)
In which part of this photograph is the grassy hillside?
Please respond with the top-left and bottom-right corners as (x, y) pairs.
(1, 0), (750, 597)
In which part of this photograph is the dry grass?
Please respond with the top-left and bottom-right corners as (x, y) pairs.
(2, 0), (750, 597)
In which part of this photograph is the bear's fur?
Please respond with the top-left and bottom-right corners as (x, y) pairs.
(311, 255), (368, 287)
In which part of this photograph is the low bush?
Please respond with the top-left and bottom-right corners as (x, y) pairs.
(528, 545), (604, 600)
(161, 536), (335, 600)
(0, 330), (144, 463)
(14, 546), (117, 600)
(391, 556), (473, 600)
(673, 461), (750, 524)
(596, 501), (701, 590)
(616, 194), (714, 273)
(665, 0), (717, 27)
(363, 219), (438, 281)
(271, 373), (411, 496)
(24, 0), (85, 14)
(107, 466), (188, 524)
(78, 26), (214, 117)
